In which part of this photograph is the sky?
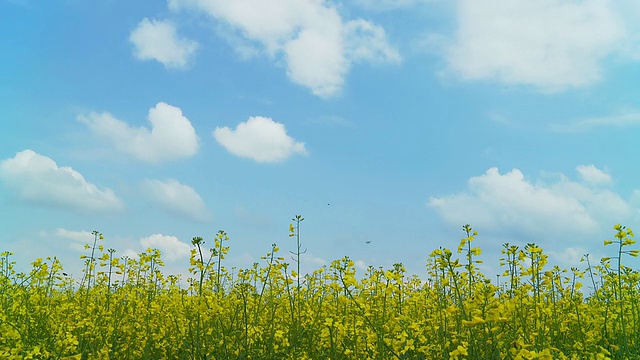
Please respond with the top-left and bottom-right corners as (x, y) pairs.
(2, 0), (640, 286)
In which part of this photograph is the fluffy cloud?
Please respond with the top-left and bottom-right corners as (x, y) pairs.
(168, 0), (400, 97)
(428, 166), (632, 243)
(444, 0), (628, 91)
(78, 102), (199, 163)
(214, 116), (307, 163)
(283, 24), (348, 97)
(129, 18), (198, 69)
(141, 179), (212, 222)
(140, 234), (191, 261)
(0, 150), (123, 212)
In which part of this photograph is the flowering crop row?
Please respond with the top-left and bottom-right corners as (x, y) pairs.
(1, 222), (639, 359)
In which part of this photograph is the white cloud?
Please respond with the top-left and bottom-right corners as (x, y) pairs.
(549, 112), (640, 133)
(428, 167), (633, 243)
(78, 102), (199, 163)
(168, 0), (400, 97)
(283, 25), (349, 97)
(576, 165), (612, 185)
(213, 116), (307, 163)
(129, 18), (198, 69)
(0, 150), (123, 212)
(141, 179), (212, 222)
(444, 0), (628, 91)
(140, 234), (191, 262)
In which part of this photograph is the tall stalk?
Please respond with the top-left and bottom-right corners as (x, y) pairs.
(289, 214), (305, 353)
(603, 224), (638, 357)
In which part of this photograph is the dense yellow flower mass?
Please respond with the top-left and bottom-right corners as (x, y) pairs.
(1, 223), (639, 359)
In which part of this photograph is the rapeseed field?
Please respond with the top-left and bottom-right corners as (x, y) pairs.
(1, 220), (638, 359)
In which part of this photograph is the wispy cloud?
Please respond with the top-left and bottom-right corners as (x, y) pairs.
(234, 205), (271, 226)
(129, 18), (198, 69)
(141, 179), (212, 223)
(576, 165), (612, 186)
(549, 112), (640, 133)
(486, 112), (516, 126)
(214, 116), (307, 163)
(0, 150), (123, 213)
(301, 253), (329, 267)
(78, 102), (199, 163)
(548, 246), (593, 268)
(354, 0), (436, 11)
(51, 228), (98, 252)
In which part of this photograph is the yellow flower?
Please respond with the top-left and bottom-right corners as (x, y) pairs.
(462, 316), (485, 326)
(450, 344), (468, 358)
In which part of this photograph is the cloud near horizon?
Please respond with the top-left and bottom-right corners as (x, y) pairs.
(168, 0), (400, 97)
(140, 234), (191, 262)
(428, 166), (634, 245)
(49, 228), (96, 252)
(0, 150), (123, 213)
(78, 102), (199, 163)
(214, 116), (307, 163)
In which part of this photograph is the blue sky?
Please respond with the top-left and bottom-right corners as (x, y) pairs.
(2, 0), (640, 284)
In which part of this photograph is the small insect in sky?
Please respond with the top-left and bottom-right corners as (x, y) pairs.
(365, 241), (371, 244)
